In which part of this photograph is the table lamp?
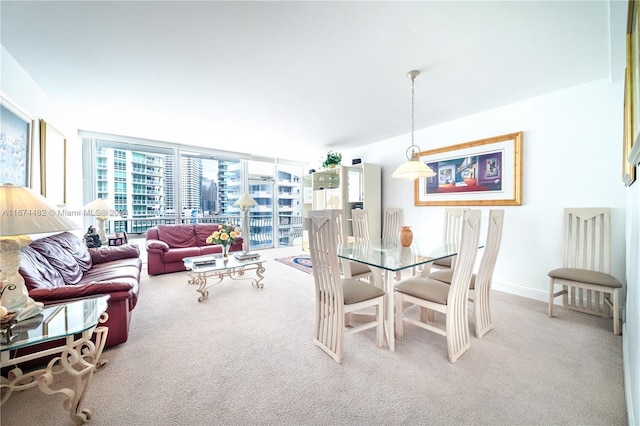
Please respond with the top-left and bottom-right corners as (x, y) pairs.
(83, 198), (115, 244)
(233, 193), (258, 255)
(0, 184), (80, 320)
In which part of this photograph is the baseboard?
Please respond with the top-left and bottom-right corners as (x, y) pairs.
(493, 280), (549, 303)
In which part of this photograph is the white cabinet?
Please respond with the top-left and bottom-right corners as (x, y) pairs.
(310, 163), (381, 239)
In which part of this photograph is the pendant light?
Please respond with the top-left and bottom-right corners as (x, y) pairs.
(391, 70), (436, 180)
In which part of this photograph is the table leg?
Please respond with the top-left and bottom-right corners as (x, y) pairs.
(252, 262), (266, 288)
(384, 269), (395, 352)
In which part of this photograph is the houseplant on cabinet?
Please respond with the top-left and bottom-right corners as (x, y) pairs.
(322, 151), (342, 169)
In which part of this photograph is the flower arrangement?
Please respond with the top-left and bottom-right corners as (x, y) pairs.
(206, 222), (241, 256)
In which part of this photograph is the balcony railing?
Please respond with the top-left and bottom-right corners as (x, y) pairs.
(105, 214), (303, 248)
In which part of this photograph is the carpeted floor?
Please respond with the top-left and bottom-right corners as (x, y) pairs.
(275, 253), (312, 274)
(0, 245), (627, 425)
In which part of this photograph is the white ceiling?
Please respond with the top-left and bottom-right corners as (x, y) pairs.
(1, 1), (616, 163)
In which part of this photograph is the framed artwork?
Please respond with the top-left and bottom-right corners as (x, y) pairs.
(625, 0), (640, 181)
(40, 119), (67, 206)
(0, 92), (34, 187)
(414, 132), (523, 206)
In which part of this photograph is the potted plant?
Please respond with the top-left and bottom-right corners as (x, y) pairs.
(322, 151), (342, 169)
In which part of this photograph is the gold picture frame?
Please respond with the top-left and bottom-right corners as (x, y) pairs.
(414, 132), (523, 206)
(624, 0), (638, 186)
(0, 92), (34, 187)
(40, 119), (67, 206)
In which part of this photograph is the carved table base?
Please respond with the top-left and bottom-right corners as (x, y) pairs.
(1, 313), (109, 425)
(187, 261), (266, 302)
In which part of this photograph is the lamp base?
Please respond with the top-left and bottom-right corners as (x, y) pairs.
(0, 236), (44, 322)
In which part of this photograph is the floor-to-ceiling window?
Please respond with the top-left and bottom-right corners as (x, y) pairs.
(83, 134), (304, 249)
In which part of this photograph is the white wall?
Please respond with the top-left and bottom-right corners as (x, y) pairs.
(346, 77), (626, 301)
(624, 173), (639, 424)
(1, 46), (84, 213)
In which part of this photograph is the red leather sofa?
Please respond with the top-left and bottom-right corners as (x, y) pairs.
(145, 224), (243, 275)
(19, 231), (141, 348)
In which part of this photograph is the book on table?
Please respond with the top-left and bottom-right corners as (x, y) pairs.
(234, 252), (260, 261)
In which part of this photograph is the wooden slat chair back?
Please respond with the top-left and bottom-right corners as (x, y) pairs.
(334, 210), (373, 282)
(548, 208), (622, 334)
(308, 209), (385, 363)
(430, 208), (470, 272)
(394, 210), (482, 363)
(351, 209), (370, 241)
(382, 208), (403, 281)
(428, 209), (505, 338)
(382, 208), (401, 240)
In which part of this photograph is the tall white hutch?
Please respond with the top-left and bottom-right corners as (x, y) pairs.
(302, 162), (381, 249)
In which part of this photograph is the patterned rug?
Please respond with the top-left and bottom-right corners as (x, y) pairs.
(275, 254), (312, 274)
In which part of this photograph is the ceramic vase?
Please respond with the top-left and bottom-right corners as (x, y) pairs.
(400, 226), (413, 247)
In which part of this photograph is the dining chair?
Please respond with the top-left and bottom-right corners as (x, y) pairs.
(428, 209), (505, 338)
(335, 210), (373, 283)
(382, 208), (403, 281)
(308, 209), (385, 363)
(351, 209), (371, 241)
(429, 208), (470, 272)
(382, 208), (401, 240)
(394, 209), (482, 363)
(548, 208), (622, 335)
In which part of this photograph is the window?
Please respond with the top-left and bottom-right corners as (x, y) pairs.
(85, 136), (304, 249)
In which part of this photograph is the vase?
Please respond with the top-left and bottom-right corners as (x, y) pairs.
(400, 226), (413, 247)
(222, 244), (229, 259)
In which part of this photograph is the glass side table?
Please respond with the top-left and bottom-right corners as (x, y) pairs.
(0, 295), (110, 425)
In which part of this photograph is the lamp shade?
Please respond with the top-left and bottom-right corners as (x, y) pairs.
(0, 184), (79, 236)
(83, 198), (115, 219)
(233, 193), (258, 209)
(391, 157), (436, 181)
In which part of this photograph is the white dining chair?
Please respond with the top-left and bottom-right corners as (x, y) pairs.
(382, 208), (403, 281)
(429, 209), (505, 338)
(334, 210), (373, 283)
(430, 208), (469, 272)
(382, 208), (401, 240)
(548, 208), (622, 335)
(351, 209), (371, 241)
(308, 209), (385, 363)
(395, 209), (482, 363)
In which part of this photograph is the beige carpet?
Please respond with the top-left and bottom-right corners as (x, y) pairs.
(1, 246), (627, 425)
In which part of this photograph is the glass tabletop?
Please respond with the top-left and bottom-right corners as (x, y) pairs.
(1, 295), (110, 352)
(338, 238), (464, 272)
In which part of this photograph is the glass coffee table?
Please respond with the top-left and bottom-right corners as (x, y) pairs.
(183, 254), (266, 302)
(0, 295), (110, 424)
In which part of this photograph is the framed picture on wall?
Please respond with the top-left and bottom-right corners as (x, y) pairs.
(40, 119), (67, 206)
(0, 92), (34, 187)
(625, 0), (639, 184)
(414, 132), (523, 206)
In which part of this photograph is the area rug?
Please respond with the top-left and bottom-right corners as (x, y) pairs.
(275, 254), (312, 274)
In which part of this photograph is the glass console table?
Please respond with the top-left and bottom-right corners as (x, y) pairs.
(1, 295), (110, 425)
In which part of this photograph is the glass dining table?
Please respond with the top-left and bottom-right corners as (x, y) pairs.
(337, 238), (468, 351)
